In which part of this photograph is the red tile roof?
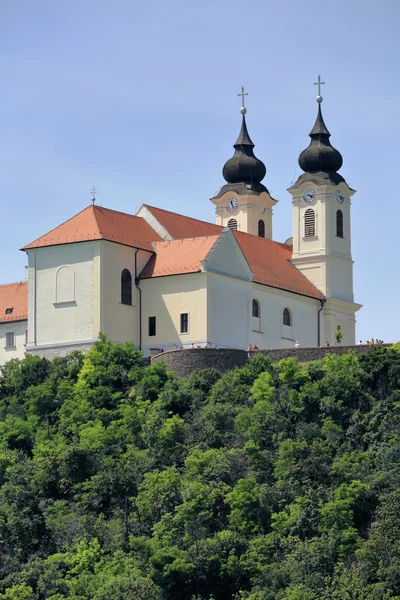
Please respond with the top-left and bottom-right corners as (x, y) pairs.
(143, 205), (222, 239)
(143, 205), (323, 299)
(21, 203), (323, 301)
(140, 236), (219, 278)
(23, 205), (161, 251)
(0, 282), (28, 323)
(234, 231), (323, 299)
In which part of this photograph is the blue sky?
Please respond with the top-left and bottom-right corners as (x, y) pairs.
(1, 0), (399, 343)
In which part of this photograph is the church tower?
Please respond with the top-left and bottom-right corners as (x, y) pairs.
(210, 88), (278, 238)
(287, 77), (361, 345)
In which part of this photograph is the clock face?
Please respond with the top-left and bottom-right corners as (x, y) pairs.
(336, 190), (345, 204)
(303, 188), (315, 203)
(226, 197), (238, 212)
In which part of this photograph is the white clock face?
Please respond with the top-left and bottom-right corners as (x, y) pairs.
(226, 197), (238, 212)
(303, 188), (315, 203)
(336, 190), (345, 204)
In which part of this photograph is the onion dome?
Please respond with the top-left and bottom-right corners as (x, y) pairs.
(222, 114), (266, 185)
(298, 103), (343, 174)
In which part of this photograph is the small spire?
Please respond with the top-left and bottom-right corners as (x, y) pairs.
(91, 186), (97, 204)
(221, 88), (266, 185)
(234, 114), (255, 147)
(298, 77), (343, 175)
(309, 104), (331, 136)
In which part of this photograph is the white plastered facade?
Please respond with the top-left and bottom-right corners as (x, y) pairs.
(288, 179), (361, 346)
(0, 320), (27, 364)
(211, 189), (277, 239)
(139, 228), (321, 354)
(25, 240), (153, 358)
(0, 165), (361, 364)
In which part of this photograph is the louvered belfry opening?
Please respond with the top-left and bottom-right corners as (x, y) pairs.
(304, 209), (315, 237)
(258, 219), (265, 238)
(228, 218), (238, 230)
(336, 209), (343, 238)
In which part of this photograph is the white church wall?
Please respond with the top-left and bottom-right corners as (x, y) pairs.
(100, 242), (153, 345)
(0, 320), (27, 364)
(204, 228), (253, 282)
(27, 242), (99, 348)
(140, 272), (207, 354)
(322, 300), (358, 346)
(206, 272), (320, 350)
(326, 256), (354, 303)
(253, 285), (320, 348)
(206, 272), (251, 349)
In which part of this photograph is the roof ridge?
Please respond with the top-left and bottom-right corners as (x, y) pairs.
(94, 205), (140, 219)
(144, 204), (222, 228)
(0, 281), (27, 288)
(144, 205), (286, 247)
(22, 205), (94, 250)
(153, 234), (220, 244)
(92, 204), (102, 237)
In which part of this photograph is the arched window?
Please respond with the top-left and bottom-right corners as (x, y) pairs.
(304, 209), (315, 237)
(228, 218), (237, 230)
(258, 219), (265, 238)
(55, 265), (74, 303)
(121, 269), (132, 305)
(283, 307), (291, 326)
(336, 209), (343, 238)
(252, 299), (260, 318)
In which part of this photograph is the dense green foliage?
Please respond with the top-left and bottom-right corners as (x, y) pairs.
(0, 337), (400, 598)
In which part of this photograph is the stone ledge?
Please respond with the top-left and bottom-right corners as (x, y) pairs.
(26, 341), (94, 360)
(151, 344), (392, 378)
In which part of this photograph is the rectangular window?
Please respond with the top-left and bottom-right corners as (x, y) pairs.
(148, 316), (156, 337)
(6, 332), (15, 347)
(180, 313), (189, 333)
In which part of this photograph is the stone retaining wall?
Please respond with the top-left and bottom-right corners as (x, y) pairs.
(151, 344), (391, 378)
(26, 341), (94, 360)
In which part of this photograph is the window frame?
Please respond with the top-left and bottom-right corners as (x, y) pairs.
(148, 316), (156, 337)
(336, 209), (344, 238)
(121, 269), (132, 306)
(258, 219), (265, 238)
(252, 299), (260, 319)
(5, 331), (15, 348)
(180, 312), (189, 334)
(55, 265), (75, 304)
(304, 208), (315, 237)
(283, 307), (292, 327)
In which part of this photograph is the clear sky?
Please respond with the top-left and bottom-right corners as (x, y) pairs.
(1, 0), (399, 344)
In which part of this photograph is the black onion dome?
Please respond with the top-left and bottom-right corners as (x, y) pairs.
(222, 115), (266, 184)
(298, 104), (343, 174)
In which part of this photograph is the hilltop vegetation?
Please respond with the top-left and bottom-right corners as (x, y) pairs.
(0, 337), (399, 599)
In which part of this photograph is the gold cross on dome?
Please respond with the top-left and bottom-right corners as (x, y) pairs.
(238, 86), (248, 110)
(314, 74), (325, 96)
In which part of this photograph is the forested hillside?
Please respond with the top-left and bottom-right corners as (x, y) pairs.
(0, 337), (399, 599)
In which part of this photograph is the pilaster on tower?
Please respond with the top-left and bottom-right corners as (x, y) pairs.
(210, 88), (278, 239)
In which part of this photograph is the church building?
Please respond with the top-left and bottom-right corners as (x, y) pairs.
(0, 85), (361, 364)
